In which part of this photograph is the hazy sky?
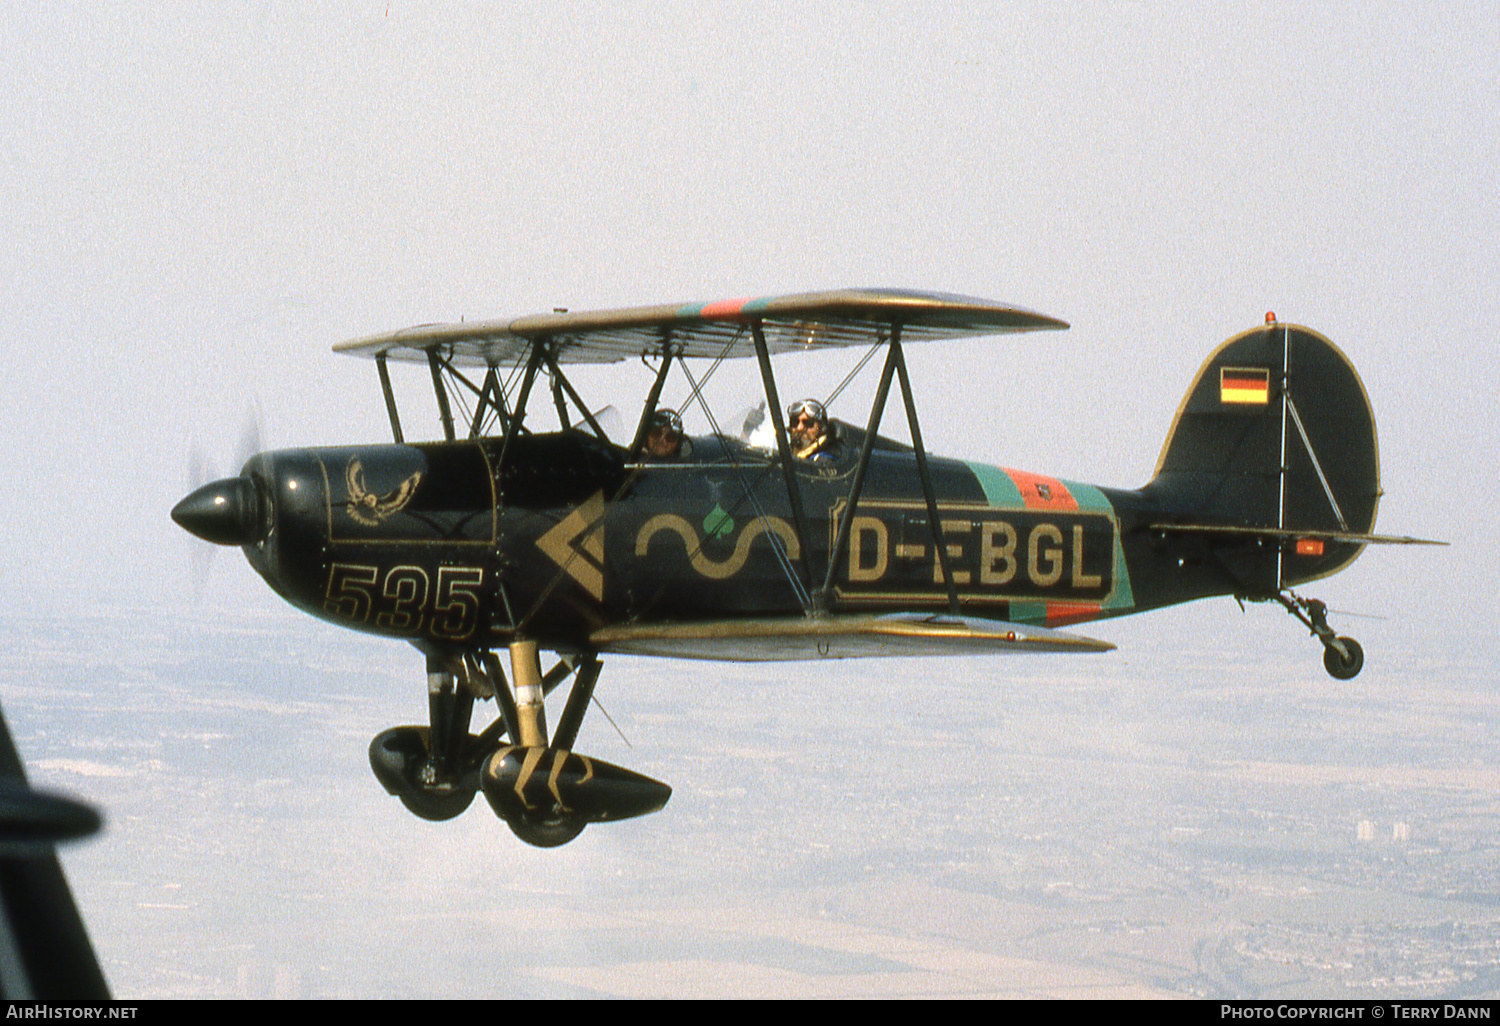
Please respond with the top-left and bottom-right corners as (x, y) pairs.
(1, 2), (1492, 627)
(3, 3), (1497, 998)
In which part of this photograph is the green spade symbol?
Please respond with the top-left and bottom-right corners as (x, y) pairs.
(703, 504), (735, 539)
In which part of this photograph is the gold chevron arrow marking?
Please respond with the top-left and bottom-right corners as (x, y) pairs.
(536, 491), (606, 601)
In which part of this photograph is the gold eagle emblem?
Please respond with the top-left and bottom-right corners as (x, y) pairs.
(345, 458), (422, 525)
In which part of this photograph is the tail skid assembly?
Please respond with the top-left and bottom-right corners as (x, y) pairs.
(1268, 590), (1364, 680)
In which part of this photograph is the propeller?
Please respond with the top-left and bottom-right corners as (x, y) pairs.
(176, 406), (266, 593)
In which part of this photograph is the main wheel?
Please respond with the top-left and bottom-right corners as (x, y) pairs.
(399, 789), (476, 822)
(369, 726), (479, 821)
(506, 816), (587, 848)
(1323, 637), (1364, 680)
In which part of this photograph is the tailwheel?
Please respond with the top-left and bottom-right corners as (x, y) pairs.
(1323, 636), (1364, 680)
(368, 725), (479, 821)
(1270, 591), (1365, 680)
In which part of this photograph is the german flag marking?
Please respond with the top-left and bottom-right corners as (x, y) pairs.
(1221, 366), (1270, 405)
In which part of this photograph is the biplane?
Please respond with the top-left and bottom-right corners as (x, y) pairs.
(173, 289), (1438, 847)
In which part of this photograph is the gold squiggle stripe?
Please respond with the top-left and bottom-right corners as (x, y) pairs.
(636, 514), (801, 580)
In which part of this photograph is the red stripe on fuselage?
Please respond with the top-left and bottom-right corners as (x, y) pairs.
(1045, 601), (1101, 626)
(1003, 469), (1079, 511)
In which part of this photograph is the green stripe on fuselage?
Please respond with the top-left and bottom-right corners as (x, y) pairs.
(1064, 479), (1135, 615)
(967, 462), (1025, 508)
(964, 462), (1135, 619)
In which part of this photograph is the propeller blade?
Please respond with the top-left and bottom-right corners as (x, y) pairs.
(187, 444), (217, 491)
(234, 403), (264, 470)
(184, 443), (220, 597)
(181, 405), (266, 595)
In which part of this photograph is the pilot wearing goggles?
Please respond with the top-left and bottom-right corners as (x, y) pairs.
(787, 399), (837, 461)
(644, 408), (684, 461)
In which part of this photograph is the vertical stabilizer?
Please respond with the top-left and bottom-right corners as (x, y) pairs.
(1145, 321), (1380, 590)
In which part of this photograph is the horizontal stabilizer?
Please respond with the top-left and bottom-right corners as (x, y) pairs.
(1149, 523), (1446, 546)
(589, 612), (1114, 662)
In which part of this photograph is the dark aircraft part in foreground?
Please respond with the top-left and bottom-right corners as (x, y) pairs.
(0, 703), (108, 998)
(171, 290), (1442, 846)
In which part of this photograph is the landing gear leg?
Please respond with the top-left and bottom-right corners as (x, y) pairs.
(429, 656), (476, 776)
(367, 654), (482, 820)
(1273, 591), (1364, 680)
(480, 642), (670, 848)
(486, 640), (582, 847)
(508, 639), (549, 748)
(371, 643), (669, 844)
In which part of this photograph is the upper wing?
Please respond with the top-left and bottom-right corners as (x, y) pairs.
(588, 612), (1113, 662)
(335, 288), (1068, 366)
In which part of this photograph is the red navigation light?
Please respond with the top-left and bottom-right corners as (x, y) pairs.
(1265, 311), (1278, 324)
